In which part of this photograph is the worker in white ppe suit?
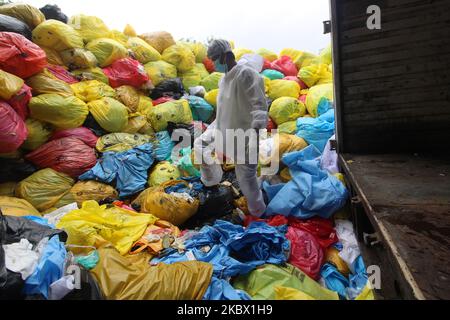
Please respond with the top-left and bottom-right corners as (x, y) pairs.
(193, 39), (268, 217)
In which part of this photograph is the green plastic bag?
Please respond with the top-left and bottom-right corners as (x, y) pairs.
(22, 118), (52, 151)
(261, 69), (284, 80)
(305, 83), (334, 118)
(148, 161), (181, 187)
(269, 97), (306, 125)
(278, 121), (297, 134)
(177, 147), (200, 177)
(75, 250), (100, 270)
(200, 72), (224, 92)
(232, 264), (339, 300)
(72, 68), (109, 84)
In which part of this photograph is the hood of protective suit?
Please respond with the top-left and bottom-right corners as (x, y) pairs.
(237, 54), (264, 73)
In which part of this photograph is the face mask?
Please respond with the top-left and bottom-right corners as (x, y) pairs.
(214, 58), (228, 73)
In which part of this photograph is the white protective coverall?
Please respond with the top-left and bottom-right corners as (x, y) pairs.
(194, 54), (268, 217)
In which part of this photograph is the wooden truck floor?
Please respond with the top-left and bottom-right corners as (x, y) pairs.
(339, 153), (450, 300)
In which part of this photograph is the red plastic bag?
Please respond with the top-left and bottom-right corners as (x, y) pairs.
(103, 58), (150, 88)
(50, 127), (99, 148)
(271, 56), (298, 77)
(203, 57), (215, 73)
(6, 84), (32, 120)
(153, 97), (174, 106)
(0, 101), (28, 153)
(25, 137), (97, 178)
(288, 217), (338, 249)
(244, 215), (288, 227)
(46, 64), (79, 84)
(267, 117), (277, 131)
(286, 226), (324, 280)
(262, 59), (272, 71)
(0, 32), (47, 78)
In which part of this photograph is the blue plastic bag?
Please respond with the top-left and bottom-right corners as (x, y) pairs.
(154, 131), (174, 161)
(188, 96), (214, 123)
(347, 255), (369, 299)
(203, 277), (251, 300)
(297, 108), (335, 153)
(320, 263), (349, 299)
(23, 236), (67, 299)
(264, 145), (349, 219)
(80, 143), (154, 197)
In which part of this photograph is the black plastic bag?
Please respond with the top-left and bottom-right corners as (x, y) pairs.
(63, 266), (104, 300)
(0, 14), (32, 39)
(0, 158), (37, 183)
(39, 4), (68, 23)
(0, 212), (68, 298)
(150, 78), (185, 100)
(82, 113), (108, 137)
(181, 185), (235, 229)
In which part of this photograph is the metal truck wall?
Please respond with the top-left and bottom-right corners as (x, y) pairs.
(330, 0), (450, 154)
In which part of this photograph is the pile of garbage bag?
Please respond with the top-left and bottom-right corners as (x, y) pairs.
(0, 1), (374, 301)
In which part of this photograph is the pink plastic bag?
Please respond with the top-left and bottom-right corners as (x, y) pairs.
(50, 127), (99, 148)
(0, 101), (28, 153)
(6, 84), (32, 120)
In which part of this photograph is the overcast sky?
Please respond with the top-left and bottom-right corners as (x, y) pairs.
(26, 0), (331, 54)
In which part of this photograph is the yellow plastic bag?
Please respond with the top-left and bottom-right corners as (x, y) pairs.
(68, 14), (110, 43)
(305, 83), (334, 117)
(147, 99), (193, 132)
(278, 121), (297, 134)
(0, 182), (16, 197)
(32, 20), (84, 51)
(275, 286), (316, 300)
(299, 63), (332, 88)
(139, 31), (176, 54)
(57, 200), (157, 255)
(325, 247), (351, 277)
(56, 181), (118, 207)
(72, 67), (109, 84)
(0, 70), (23, 100)
(280, 167), (292, 182)
(90, 245), (213, 300)
(86, 38), (128, 68)
(41, 47), (64, 66)
(60, 48), (98, 70)
(256, 48), (278, 62)
(204, 89), (219, 107)
(269, 97), (306, 125)
(186, 42), (207, 63)
(259, 134), (308, 166)
(115, 85), (141, 113)
(133, 180), (199, 226)
(0, 3), (45, 29)
(319, 44), (332, 65)
(88, 97), (129, 133)
(26, 69), (74, 96)
(144, 60), (177, 86)
(96, 133), (151, 153)
(122, 114), (149, 134)
(233, 48), (254, 61)
(29, 94), (89, 130)
(107, 30), (129, 48)
(0, 196), (41, 217)
(137, 95), (153, 114)
(263, 76), (270, 93)
(268, 80), (301, 100)
(280, 48), (319, 69)
(162, 44), (196, 73)
(123, 24), (137, 37)
(355, 282), (375, 300)
(200, 72), (223, 92)
(22, 118), (52, 151)
(180, 63), (209, 90)
(71, 80), (116, 103)
(127, 37), (161, 64)
(148, 161), (181, 187)
(15, 168), (74, 212)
